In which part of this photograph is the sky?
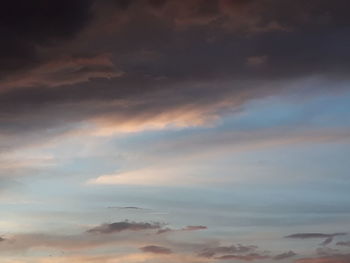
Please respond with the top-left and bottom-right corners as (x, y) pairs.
(0, 0), (350, 262)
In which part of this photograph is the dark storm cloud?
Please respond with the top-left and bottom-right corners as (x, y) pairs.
(97, 0), (350, 81)
(0, 0), (93, 75)
(140, 245), (173, 254)
(3, 0), (350, 81)
(87, 221), (163, 234)
(1, 0), (350, 149)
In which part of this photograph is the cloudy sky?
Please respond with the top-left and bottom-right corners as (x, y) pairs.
(1, 0), (350, 262)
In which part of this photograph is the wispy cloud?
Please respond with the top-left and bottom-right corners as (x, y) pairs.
(285, 233), (347, 239)
(273, 251), (297, 260)
(198, 244), (259, 258)
(296, 254), (350, 263)
(215, 253), (270, 261)
(87, 221), (163, 234)
(157, 225), (207, 234)
(286, 232), (347, 248)
(336, 241), (350, 247)
(140, 245), (173, 254)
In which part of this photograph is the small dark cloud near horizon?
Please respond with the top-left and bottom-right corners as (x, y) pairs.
(285, 233), (347, 248)
(273, 251), (297, 260)
(296, 250), (350, 263)
(285, 233), (347, 239)
(140, 245), (173, 254)
(316, 247), (340, 257)
(107, 206), (146, 210)
(182, 225), (207, 231)
(198, 244), (258, 258)
(157, 225), (207, 234)
(215, 253), (270, 261)
(87, 220), (163, 234)
(320, 236), (334, 246)
(336, 241), (350, 247)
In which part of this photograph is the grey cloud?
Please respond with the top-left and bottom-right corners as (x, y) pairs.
(296, 253), (350, 263)
(316, 247), (340, 257)
(107, 206), (145, 210)
(215, 253), (270, 261)
(182, 225), (207, 231)
(0, 227), (267, 260)
(285, 233), (347, 239)
(286, 233), (347, 247)
(321, 237), (334, 246)
(198, 244), (258, 258)
(336, 241), (350, 247)
(140, 245), (173, 254)
(273, 251), (297, 260)
(157, 225), (207, 234)
(87, 221), (163, 234)
(157, 228), (173, 234)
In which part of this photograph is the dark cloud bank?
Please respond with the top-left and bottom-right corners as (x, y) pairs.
(1, 0), (350, 149)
